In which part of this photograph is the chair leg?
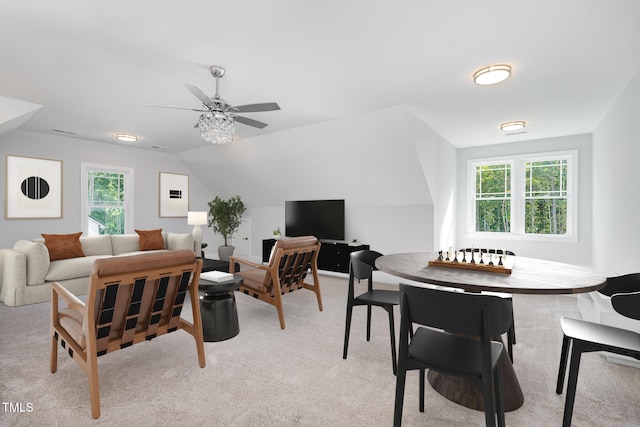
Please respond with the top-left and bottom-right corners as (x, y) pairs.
(507, 328), (514, 363)
(274, 294), (286, 329)
(387, 306), (398, 375)
(343, 303), (354, 360)
(313, 284), (323, 312)
(419, 368), (425, 412)
(494, 364), (505, 427)
(556, 335), (571, 394)
(510, 308), (516, 344)
(393, 358), (408, 427)
(366, 304), (372, 341)
(50, 290), (59, 373)
(50, 332), (58, 373)
(506, 309), (515, 362)
(189, 287), (206, 368)
(482, 373), (497, 427)
(562, 342), (583, 427)
(87, 353), (101, 419)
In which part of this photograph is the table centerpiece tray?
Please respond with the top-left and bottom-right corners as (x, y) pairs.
(428, 255), (513, 274)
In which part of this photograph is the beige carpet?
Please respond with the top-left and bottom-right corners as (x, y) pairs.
(1, 274), (639, 426)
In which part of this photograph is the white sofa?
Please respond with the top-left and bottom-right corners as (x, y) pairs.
(0, 232), (200, 307)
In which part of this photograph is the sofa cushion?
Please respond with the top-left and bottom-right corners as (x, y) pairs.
(165, 232), (194, 251)
(91, 250), (196, 276)
(110, 234), (140, 255)
(13, 240), (50, 286)
(114, 250), (166, 257)
(135, 229), (165, 251)
(41, 232), (86, 261)
(46, 255), (110, 282)
(80, 235), (113, 256)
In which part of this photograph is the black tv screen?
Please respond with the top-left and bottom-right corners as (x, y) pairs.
(285, 199), (345, 241)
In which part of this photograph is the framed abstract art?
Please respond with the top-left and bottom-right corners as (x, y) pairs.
(159, 172), (189, 217)
(5, 155), (63, 219)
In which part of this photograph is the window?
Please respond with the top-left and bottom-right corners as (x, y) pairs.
(81, 163), (133, 236)
(475, 162), (512, 232)
(468, 151), (577, 239)
(524, 159), (568, 234)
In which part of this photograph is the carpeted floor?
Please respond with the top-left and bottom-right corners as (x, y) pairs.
(1, 274), (639, 426)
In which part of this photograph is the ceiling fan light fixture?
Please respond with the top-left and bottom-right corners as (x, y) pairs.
(115, 133), (138, 142)
(198, 112), (235, 144)
(473, 64), (512, 85)
(500, 120), (526, 132)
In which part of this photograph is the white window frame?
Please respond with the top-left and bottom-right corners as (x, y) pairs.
(81, 163), (134, 236)
(467, 150), (578, 242)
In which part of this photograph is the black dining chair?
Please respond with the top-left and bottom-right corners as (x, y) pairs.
(556, 273), (640, 427)
(394, 283), (512, 427)
(343, 250), (399, 375)
(463, 248), (517, 362)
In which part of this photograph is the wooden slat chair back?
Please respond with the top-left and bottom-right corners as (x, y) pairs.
(230, 236), (323, 329)
(50, 250), (205, 419)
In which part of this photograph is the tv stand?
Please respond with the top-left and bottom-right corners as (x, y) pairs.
(262, 239), (369, 274)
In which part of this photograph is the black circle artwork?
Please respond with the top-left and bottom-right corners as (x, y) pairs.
(20, 176), (50, 200)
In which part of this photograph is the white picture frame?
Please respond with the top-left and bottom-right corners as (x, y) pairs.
(159, 172), (189, 217)
(5, 155), (63, 219)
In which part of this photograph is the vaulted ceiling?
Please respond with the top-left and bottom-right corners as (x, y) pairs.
(1, 1), (639, 153)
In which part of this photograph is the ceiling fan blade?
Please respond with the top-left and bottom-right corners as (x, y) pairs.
(142, 104), (208, 112)
(233, 102), (281, 113)
(184, 84), (215, 107)
(234, 115), (269, 129)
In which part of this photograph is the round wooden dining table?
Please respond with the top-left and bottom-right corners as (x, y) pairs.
(376, 252), (607, 412)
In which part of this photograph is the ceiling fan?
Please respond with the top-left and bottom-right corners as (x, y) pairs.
(146, 65), (280, 143)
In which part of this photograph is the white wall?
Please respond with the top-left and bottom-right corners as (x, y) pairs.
(1, 105), (459, 264)
(592, 70), (640, 275)
(0, 129), (213, 250)
(179, 106), (456, 261)
(407, 109), (458, 251)
(456, 134), (593, 266)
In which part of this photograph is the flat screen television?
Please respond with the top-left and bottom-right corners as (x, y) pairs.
(285, 199), (345, 241)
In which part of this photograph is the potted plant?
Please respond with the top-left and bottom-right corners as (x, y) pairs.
(207, 195), (246, 261)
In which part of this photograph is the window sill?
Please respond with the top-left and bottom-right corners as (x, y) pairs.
(466, 232), (579, 243)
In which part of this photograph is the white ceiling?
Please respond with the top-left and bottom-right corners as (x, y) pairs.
(1, 1), (639, 153)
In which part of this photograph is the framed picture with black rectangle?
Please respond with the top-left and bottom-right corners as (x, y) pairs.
(5, 155), (63, 219)
(159, 172), (189, 217)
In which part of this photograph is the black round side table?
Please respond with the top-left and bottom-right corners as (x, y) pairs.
(198, 274), (243, 342)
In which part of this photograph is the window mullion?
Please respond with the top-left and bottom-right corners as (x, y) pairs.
(511, 159), (524, 235)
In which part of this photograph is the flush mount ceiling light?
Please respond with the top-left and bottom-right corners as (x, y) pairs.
(473, 64), (512, 85)
(115, 133), (138, 142)
(500, 121), (526, 132)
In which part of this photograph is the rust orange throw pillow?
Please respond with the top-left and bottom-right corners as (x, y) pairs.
(135, 229), (165, 251)
(41, 232), (86, 261)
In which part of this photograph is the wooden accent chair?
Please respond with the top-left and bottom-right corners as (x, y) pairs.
(50, 250), (205, 419)
(230, 236), (322, 329)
